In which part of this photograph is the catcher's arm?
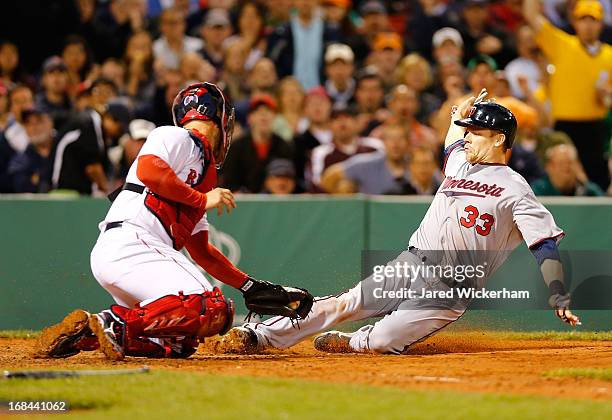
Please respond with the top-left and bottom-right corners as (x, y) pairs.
(185, 231), (247, 288)
(530, 239), (581, 326)
(186, 231), (314, 319)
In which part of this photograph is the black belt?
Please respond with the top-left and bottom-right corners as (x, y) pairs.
(107, 182), (145, 202)
(105, 221), (123, 232)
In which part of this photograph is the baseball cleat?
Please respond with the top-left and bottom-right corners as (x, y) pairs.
(216, 327), (260, 354)
(313, 331), (354, 353)
(33, 309), (92, 358)
(89, 312), (125, 361)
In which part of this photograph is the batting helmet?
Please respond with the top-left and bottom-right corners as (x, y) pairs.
(454, 102), (517, 148)
(172, 82), (235, 168)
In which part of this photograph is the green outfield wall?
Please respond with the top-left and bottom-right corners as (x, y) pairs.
(0, 195), (610, 330)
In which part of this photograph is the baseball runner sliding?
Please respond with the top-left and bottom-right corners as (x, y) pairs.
(221, 90), (581, 355)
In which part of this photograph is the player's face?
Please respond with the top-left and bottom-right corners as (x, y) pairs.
(463, 127), (503, 164)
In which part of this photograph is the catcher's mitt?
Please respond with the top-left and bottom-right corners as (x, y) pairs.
(240, 277), (313, 319)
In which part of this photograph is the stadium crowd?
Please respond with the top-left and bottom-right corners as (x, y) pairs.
(0, 0), (610, 197)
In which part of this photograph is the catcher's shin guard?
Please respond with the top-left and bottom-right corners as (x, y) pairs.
(108, 288), (234, 357)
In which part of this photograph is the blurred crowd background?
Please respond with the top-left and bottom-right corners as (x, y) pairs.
(0, 0), (611, 197)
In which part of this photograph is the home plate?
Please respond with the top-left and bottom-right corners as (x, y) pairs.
(411, 376), (461, 383)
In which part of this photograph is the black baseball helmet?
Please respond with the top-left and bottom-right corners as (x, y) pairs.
(454, 101), (517, 148)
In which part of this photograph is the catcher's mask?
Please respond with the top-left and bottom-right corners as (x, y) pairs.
(172, 82), (235, 169)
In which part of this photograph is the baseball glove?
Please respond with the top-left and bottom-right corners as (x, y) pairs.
(240, 277), (314, 320)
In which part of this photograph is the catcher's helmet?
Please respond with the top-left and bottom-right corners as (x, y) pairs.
(454, 101), (517, 148)
(172, 82), (235, 168)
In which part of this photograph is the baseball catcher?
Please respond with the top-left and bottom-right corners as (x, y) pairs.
(34, 82), (313, 360)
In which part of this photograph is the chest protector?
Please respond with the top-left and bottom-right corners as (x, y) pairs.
(144, 130), (217, 250)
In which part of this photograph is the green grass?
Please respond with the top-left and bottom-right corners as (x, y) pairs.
(0, 330), (39, 339)
(3, 329), (611, 341)
(546, 368), (612, 382)
(0, 370), (610, 419)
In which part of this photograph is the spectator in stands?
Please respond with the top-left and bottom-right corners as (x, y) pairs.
(265, 0), (293, 27)
(371, 85), (438, 150)
(124, 30), (156, 117)
(503, 25), (543, 100)
(523, 0), (612, 190)
(490, 0), (527, 32)
(122, 118), (155, 168)
(320, 124), (411, 194)
(432, 54), (497, 138)
(495, 81), (546, 184)
(153, 7), (202, 70)
(322, 0), (355, 39)
(367, 32), (404, 92)
(234, 57), (278, 125)
(75, 0), (144, 61)
(89, 78), (119, 116)
(233, 1), (267, 71)
(179, 52), (216, 85)
(261, 158), (297, 195)
(61, 35), (95, 99)
(347, 0), (389, 65)
(273, 77), (305, 142)
(8, 109), (54, 193)
(405, 0), (453, 61)
(352, 67), (386, 135)
(100, 58), (128, 97)
(531, 143), (605, 196)
(395, 53), (440, 125)
(266, 0), (339, 89)
(293, 86), (333, 191)
(308, 106), (382, 191)
(199, 8), (233, 72)
(0, 85), (34, 193)
(406, 146), (441, 195)
(219, 40), (250, 102)
(151, 68), (184, 126)
(1, 85), (35, 182)
(431, 27), (467, 101)
(35, 57), (72, 130)
(222, 94), (293, 193)
(432, 27), (464, 67)
(324, 43), (356, 108)
(108, 117), (155, 184)
(0, 41), (33, 88)
(322, 124), (440, 195)
(458, 0), (515, 67)
(0, 41), (19, 87)
(52, 101), (130, 195)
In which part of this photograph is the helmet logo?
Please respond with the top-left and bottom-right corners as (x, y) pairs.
(183, 94), (198, 107)
(468, 106), (476, 117)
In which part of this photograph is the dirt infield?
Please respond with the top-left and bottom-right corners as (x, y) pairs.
(1, 333), (611, 401)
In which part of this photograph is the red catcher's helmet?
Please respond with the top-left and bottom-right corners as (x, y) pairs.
(172, 82), (235, 169)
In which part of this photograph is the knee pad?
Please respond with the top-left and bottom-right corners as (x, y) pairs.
(110, 287), (234, 343)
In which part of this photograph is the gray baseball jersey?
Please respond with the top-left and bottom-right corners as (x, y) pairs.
(408, 139), (564, 278)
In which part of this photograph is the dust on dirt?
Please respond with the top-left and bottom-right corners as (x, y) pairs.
(1, 332), (611, 401)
